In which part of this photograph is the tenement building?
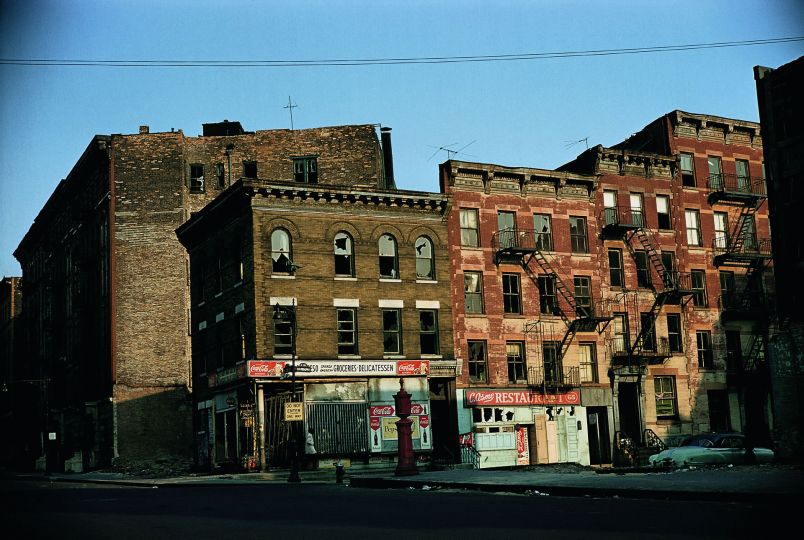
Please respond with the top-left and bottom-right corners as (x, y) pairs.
(442, 110), (772, 467)
(176, 125), (458, 471)
(1, 276), (23, 466)
(13, 121), (266, 471)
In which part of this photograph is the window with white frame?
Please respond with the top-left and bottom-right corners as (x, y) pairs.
(656, 195), (671, 229)
(334, 232), (355, 277)
(654, 376), (677, 418)
(680, 153), (695, 187)
(415, 236), (435, 280)
(506, 341), (526, 383)
(337, 308), (358, 355)
(271, 229), (293, 273)
(464, 272), (484, 314)
(579, 342), (598, 383)
(419, 309), (439, 355)
(533, 214), (553, 251)
(382, 309), (402, 354)
(630, 193), (644, 227)
(378, 234), (399, 278)
(685, 209), (702, 247)
(714, 212), (728, 249)
(460, 208), (479, 247)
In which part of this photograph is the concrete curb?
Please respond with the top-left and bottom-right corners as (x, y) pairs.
(347, 476), (792, 503)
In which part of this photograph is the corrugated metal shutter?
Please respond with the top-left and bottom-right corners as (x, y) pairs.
(306, 403), (368, 454)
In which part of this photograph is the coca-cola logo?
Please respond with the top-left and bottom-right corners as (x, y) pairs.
(410, 404), (424, 415)
(419, 415), (430, 428)
(370, 417), (381, 430)
(248, 361), (284, 377)
(370, 406), (395, 416)
(397, 361), (428, 375)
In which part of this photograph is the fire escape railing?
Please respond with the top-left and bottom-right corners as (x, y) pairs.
(526, 365), (580, 388)
(706, 174), (767, 197)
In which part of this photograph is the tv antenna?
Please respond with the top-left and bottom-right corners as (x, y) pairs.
(564, 137), (589, 150)
(284, 96), (298, 131)
(427, 140), (476, 161)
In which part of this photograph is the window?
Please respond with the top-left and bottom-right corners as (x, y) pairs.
(634, 251), (651, 289)
(273, 306), (295, 356)
(697, 330), (714, 369)
(243, 160), (257, 179)
(293, 157), (318, 183)
(661, 251), (677, 289)
(579, 342), (598, 383)
(654, 376), (677, 417)
(415, 236), (435, 280)
(685, 209), (702, 247)
(502, 273), (522, 314)
(533, 214), (553, 251)
(334, 232), (355, 276)
(707, 156), (722, 189)
(720, 271), (735, 308)
(382, 309), (402, 354)
(337, 308), (358, 355)
(680, 153), (695, 187)
(714, 212), (728, 249)
(603, 190), (618, 225)
(467, 340), (487, 383)
(630, 193), (644, 227)
(543, 342), (561, 384)
(569, 216), (588, 253)
(574, 276), (592, 317)
(725, 330), (742, 371)
(656, 195), (671, 229)
(460, 208), (479, 247)
(464, 272), (484, 314)
(538, 275), (558, 315)
(667, 313), (682, 353)
(216, 163), (226, 188)
(612, 313), (629, 354)
(271, 229), (293, 273)
(497, 211), (517, 249)
(419, 310), (439, 355)
(736, 159), (750, 191)
(378, 234), (398, 278)
(506, 341), (526, 383)
(608, 248), (624, 288)
(190, 164), (205, 193)
(640, 312), (657, 351)
(691, 270), (708, 307)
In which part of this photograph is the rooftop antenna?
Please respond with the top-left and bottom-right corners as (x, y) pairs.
(427, 140), (476, 161)
(284, 96), (298, 132)
(564, 137), (589, 150)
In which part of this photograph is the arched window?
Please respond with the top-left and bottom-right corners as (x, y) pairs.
(415, 236), (434, 280)
(271, 229), (292, 273)
(378, 234), (398, 278)
(334, 232), (355, 276)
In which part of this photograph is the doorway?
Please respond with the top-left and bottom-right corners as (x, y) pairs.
(586, 406), (611, 464)
(617, 382), (642, 443)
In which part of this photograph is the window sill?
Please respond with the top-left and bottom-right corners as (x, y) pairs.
(416, 279), (437, 284)
(570, 252), (591, 257)
(334, 276), (357, 281)
(337, 355), (362, 360)
(383, 355), (406, 359)
(503, 313), (526, 318)
(465, 312), (486, 317)
(461, 246), (483, 251)
(233, 281), (243, 288)
(421, 354), (443, 360)
(274, 354), (295, 360)
(379, 278), (402, 283)
(270, 274), (296, 280)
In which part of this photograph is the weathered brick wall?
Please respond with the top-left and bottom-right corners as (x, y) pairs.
(111, 132), (192, 461)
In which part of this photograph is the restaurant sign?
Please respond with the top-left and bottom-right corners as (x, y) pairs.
(464, 390), (580, 407)
(247, 360), (429, 378)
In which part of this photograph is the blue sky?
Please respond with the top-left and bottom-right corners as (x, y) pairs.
(1, 0), (802, 277)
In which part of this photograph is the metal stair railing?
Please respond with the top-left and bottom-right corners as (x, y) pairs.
(459, 441), (482, 469)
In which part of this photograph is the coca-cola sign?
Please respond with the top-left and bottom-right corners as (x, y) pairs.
(410, 404), (425, 415)
(247, 361), (286, 378)
(464, 390), (580, 406)
(397, 360), (429, 375)
(369, 405), (395, 417)
(369, 417), (381, 431)
(419, 415), (430, 429)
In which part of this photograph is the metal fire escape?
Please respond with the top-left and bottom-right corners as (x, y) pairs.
(599, 205), (694, 367)
(491, 228), (612, 390)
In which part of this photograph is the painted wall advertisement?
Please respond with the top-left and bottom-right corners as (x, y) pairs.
(247, 359), (429, 378)
(368, 402), (431, 452)
(516, 426), (530, 466)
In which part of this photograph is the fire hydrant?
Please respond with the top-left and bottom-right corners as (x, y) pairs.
(334, 459), (345, 484)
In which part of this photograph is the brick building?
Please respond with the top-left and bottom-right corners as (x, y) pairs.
(442, 110), (772, 467)
(755, 56), (804, 460)
(176, 125), (458, 471)
(1, 276), (23, 465)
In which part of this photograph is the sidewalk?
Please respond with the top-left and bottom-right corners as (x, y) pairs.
(10, 463), (804, 502)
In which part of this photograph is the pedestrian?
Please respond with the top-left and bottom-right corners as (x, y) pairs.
(305, 427), (318, 470)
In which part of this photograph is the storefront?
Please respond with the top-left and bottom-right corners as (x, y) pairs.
(460, 389), (590, 468)
(248, 359), (432, 468)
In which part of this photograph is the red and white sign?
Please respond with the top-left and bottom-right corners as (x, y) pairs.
(516, 426), (530, 466)
(369, 405), (395, 417)
(397, 360), (430, 375)
(247, 360), (286, 378)
(419, 415), (430, 429)
(410, 404), (425, 415)
(465, 390), (580, 406)
(370, 417), (381, 431)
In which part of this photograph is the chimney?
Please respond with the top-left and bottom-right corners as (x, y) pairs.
(139, 125), (150, 134)
(381, 127), (395, 189)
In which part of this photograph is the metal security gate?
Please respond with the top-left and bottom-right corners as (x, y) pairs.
(306, 403), (368, 455)
(264, 391), (299, 468)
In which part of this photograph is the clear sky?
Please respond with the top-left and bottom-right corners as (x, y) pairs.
(1, 0), (802, 277)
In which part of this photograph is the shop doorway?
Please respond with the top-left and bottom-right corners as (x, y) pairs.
(617, 382), (642, 443)
(586, 406), (611, 464)
(429, 379), (458, 463)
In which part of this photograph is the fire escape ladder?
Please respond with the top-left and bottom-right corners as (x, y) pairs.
(728, 205), (758, 254)
(629, 294), (668, 357)
(522, 250), (574, 328)
(735, 259), (767, 311)
(625, 228), (669, 291)
(743, 332), (766, 372)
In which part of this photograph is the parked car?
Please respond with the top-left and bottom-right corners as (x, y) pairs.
(648, 432), (774, 468)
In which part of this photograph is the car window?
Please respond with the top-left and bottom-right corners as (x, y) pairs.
(698, 439), (714, 448)
(719, 437), (744, 449)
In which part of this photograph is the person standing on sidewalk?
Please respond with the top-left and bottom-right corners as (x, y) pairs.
(305, 427), (318, 470)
